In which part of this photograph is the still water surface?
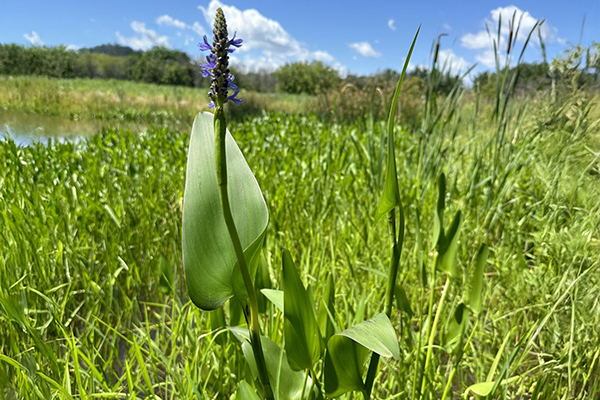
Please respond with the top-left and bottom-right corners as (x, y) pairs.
(0, 110), (145, 146)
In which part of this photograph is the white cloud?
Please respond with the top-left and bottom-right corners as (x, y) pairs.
(184, 35), (195, 46)
(443, 23), (452, 31)
(475, 49), (497, 68)
(198, 0), (346, 73)
(66, 44), (81, 51)
(156, 14), (205, 38)
(191, 22), (205, 36)
(156, 15), (187, 29)
(388, 19), (396, 31)
(462, 30), (494, 49)
(24, 31), (43, 46)
(437, 49), (469, 72)
(312, 50), (335, 64)
(461, 6), (560, 68)
(116, 21), (170, 50)
(349, 42), (382, 58)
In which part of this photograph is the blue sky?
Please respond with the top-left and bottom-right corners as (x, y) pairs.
(2, 1), (599, 78)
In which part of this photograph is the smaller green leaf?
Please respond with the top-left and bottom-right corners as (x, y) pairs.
(394, 284), (413, 317)
(158, 254), (174, 295)
(465, 376), (521, 397)
(318, 274), (336, 342)
(209, 307), (227, 346)
(445, 302), (469, 349)
(261, 289), (284, 313)
(229, 298), (246, 327)
(255, 255), (272, 313)
(236, 381), (261, 400)
(282, 249), (324, 371)
(436, 210), (462, 278)
(466, 381), (494, 396)
(469, 244), (488, 314)
(240, 333), (316, 400)
(338, 313), (399, 360)
(324, 335), (368, 397)
(432, 173), (446, 248)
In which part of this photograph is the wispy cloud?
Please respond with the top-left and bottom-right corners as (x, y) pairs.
(24, 31), (43, 46)
(156, 15), (187, 29)
(388, 19), (396, 31)
(348, 42), (382, 58)
(115, 21), (170, 50)
(198, 0), (346, 75)
(437, 49), (469, 72)
(156, 14), (205, 37)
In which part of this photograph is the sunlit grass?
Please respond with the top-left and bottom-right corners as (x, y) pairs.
(0, 68), (599, 398)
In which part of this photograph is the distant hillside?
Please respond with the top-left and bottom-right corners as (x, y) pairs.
(80, 44), (138, 57)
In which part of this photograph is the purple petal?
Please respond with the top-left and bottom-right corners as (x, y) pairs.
(208, 101), (215, 108)
(228, 31), (243, 47)
(198, 35), (212, 52)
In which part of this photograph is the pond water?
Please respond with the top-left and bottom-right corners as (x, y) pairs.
(0, 109), (103, 146)
(0, 110), (145, 146)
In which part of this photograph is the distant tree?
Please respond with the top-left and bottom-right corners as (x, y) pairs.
(275, 61), (340, 95)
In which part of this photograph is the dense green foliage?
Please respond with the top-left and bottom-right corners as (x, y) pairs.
(1, 74), (599, 398)
(0, 44), (200, 87)
(274, 61), (341, 95)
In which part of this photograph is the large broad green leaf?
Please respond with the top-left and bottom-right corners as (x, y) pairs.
(375, 27), (420, 221)
(182, 112), (269, 310)
(282, 249), (324, 371)
(436, 210), (462, 278)
(236, 381), (261, 400)
(324, 313), (399, 397)
(469, 244), (488, 314)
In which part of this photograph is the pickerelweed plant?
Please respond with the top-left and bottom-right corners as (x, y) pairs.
(182, 8), (420, 399)
(181, 9), (567, 400)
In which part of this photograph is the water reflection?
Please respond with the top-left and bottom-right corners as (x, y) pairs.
(0, 109), (145, 146)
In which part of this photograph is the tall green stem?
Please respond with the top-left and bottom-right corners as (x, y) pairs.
(214, 106), (274, 400)
(419, 275), (451, 398)
(364, 208), (404, 399)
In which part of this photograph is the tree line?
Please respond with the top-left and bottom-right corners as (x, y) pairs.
(1, 42), (598, 97)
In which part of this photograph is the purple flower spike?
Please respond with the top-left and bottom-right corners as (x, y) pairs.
(199, 9), (243, 108)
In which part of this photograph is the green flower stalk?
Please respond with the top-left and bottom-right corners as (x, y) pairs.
(202, 8), (273, 400)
